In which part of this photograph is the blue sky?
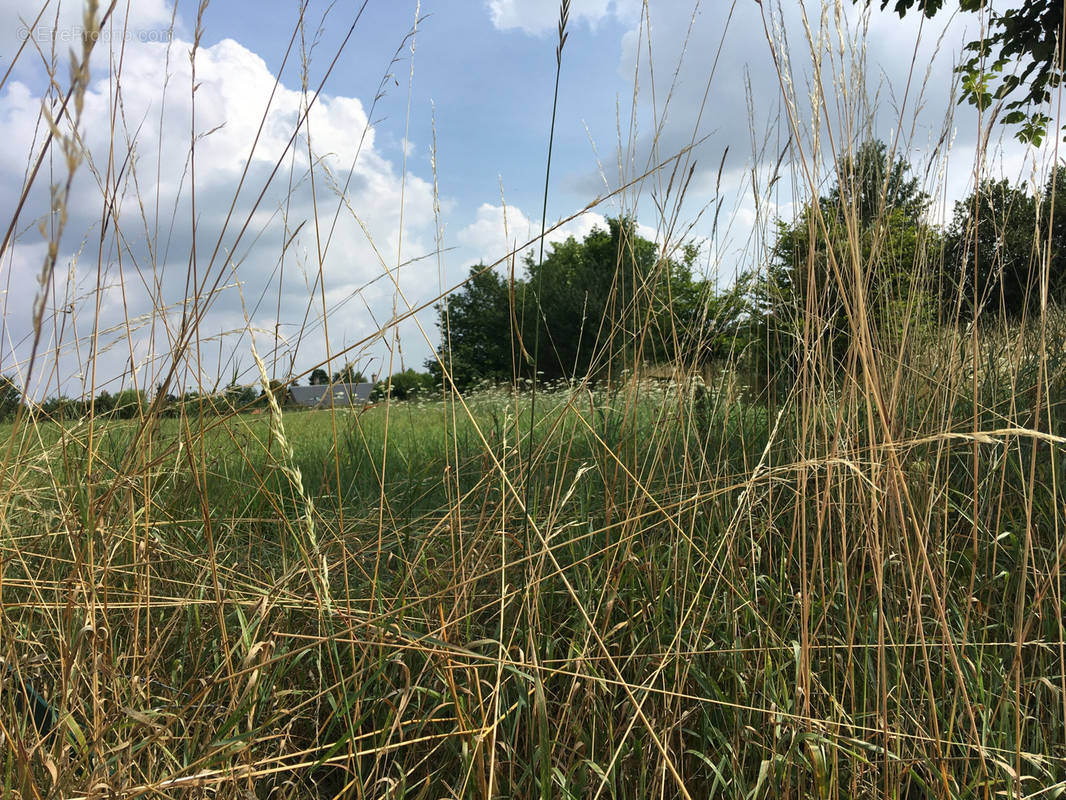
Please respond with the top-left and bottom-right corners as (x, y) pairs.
(0, 0), (1046, 398)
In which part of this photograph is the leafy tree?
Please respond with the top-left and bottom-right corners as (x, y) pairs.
(40, 396), (89, 419)
(309, 368), (330, 386)
(373, 369), (436, 401)
(111, 389), (148, 419)
(431, 218), (725, 392)
(1042, 166), (1066, 291)
(824, 140), (927, 226)
(0, 375), (20, 421)
(427, 265), (522, 391)
(759, 140), (937, 375)
(94, 389), (116, 415)
(944, 166), (1066, 317)
(680, 274), (756, 364)
(525, 217), (648, 382)
(224, 383), (260, 411)
(332, 363), (366, 384)
(944, 177), (1036, 318)
(865, 0), (1065, 144)
(524, 235), (608, 383)
(525, 217), (700, 382)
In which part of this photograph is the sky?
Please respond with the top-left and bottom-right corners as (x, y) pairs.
(0, 0), (1053, 400)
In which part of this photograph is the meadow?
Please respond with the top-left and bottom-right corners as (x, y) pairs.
(4, 327), (1064, 797)
(2, 0), (1066, 798)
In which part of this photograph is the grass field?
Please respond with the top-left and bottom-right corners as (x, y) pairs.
(2, 0), (1066, 797)
(3, 339), (1064, 797)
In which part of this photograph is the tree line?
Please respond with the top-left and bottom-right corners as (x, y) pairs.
(3, 138), (1063, 419)
(0, 383), (269, 423)
(0, 366), (440, 423)
(426, 217), (747, 391)
(430, 141), (1066, 393)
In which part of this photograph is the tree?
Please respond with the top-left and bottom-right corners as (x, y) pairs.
(524, 217), (699, 382)
(1042, 166), (1066, 294)
(224, 383), (260, 411)
(944, 178), (1036, 318)
(944, 166), (1066, 318)
(427, 265), (522, 391)
(111, 389), (148, 419)
(332, 363), (365, 384)
(760, 140), (938, 375)
(430, 218), (720, 392)
(0, 375), (20, 421)
(373, 368), (436, 401)
(94, 389), (116, 415)
(865, 0), (1065, 144)
(681, 274), (755, 364)
(824, 140), (927, 226)
(309, 368), (330, 386)
(524, 223), (645, 383)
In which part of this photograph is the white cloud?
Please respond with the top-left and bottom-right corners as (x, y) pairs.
(455, 202), (664, 274)
(0, 30), (440, 397)
(486, 0), (619, 36)
(456, 203), (617, 265)
(577, 0), (1054, 293)
(2, 0), (179, 77)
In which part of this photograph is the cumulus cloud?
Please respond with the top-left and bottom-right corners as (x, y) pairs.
(0, 27), (440, 398)
(486, 0), (631, 36)
(455, 202), (660, 270)
(458, 203), (595, 264)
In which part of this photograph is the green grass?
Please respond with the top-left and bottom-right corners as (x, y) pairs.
(3, 353), (1063, 797)
(3, 1), (1066, 797)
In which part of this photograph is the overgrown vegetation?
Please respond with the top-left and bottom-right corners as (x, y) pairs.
(1, 1), (1065, 798)
(427, 217), (729, 392)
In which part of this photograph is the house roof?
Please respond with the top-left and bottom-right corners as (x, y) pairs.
(289, 382), (373, 408)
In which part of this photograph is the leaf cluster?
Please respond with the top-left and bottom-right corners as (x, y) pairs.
(759, 139), (1066, 388)
(943, 165), (1066, 317)
(868, 0), (1065, 144)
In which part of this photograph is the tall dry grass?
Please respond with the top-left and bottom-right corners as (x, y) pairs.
(1, 1), (1064, 798)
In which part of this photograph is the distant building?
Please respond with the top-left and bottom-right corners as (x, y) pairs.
(289, 382), (373, 409)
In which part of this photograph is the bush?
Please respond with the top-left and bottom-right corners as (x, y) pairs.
(372, 368), (436, 401)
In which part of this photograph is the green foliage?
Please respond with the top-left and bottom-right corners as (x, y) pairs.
(823, 141), (928, 226)
(110, 389), (148, 418)
(0, 375), (21, 421)
(265, 379), (290, 409)
(373, 368), (436, 401)
(37, 395), (89, 419)
(309, 368), (330, 386)
(757, 140), (937, 377)
(224, 383), (261, 411)
(944, 166), (1066, 318)
(36, 388), (148, 420)
(868, 0), (1065, 144)
(332, 363), (366, 384)
(427, 265), (521, 390)
(528, 218), (716, 381)
(430, 218), (730, 391)
(33, 383), (275, 422)
(677, 271), (753, 364)
(524, 217), (663, 382)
